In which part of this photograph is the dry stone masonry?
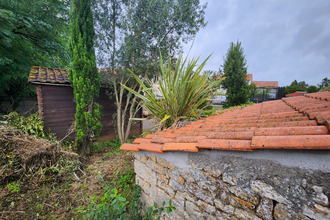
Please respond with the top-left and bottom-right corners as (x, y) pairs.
(134, 151), (330, 220)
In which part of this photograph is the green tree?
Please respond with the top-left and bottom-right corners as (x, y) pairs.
(221, 41), (250, 107)
(318, 77), (330, 89)
(307, 85), (319, 93)
(0, 0), (70, 100)
(94, 0), (206, 144)
(284, 80), (309, 94)
(69, 0), (102, 155)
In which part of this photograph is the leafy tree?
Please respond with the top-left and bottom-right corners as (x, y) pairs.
(284, 80), (309, 94)
(221, 41), (250, 107)
(0, 0), (70, 100)
(319, 85), (330, 92)
(94, 0), (207, 144)
(307, 85), (319, 93)
(69, 0), (102, 155)
(318, 77), (330, 89)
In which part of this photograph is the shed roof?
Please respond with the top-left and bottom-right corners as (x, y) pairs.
(28, 66), (69, 85)
(120, 91), (330, 153)
(252, 81), (279, 88)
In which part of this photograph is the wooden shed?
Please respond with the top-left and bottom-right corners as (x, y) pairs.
(28, 66), (141, 141)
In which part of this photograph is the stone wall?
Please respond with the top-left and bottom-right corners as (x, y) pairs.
(134, 150), (330, 220)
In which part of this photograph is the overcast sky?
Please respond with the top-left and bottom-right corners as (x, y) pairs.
(182, 0), (330, 87)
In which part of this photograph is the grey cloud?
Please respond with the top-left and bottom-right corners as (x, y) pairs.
(183, 0), (330, 86)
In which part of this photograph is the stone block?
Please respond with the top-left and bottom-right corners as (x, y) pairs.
(181, 172), (195, 183)
(149, 155), (157, 163)
(175, 190), (196, 203)
(312, 185), (329, 206)
(140, 155), (149, 164)
(157, 157), (175, 171)
(186, 183), (214, 204)
(186, 200), (201, 216)
(155, 187), (172, 204)
(157, 173), (169, 185)
(215, 211), (232, 220)
(251, 180), (291, 205)
(234, 208), (262, 220)
(135, 160), (157, 185)
(136, 176), (151, 193)
(146, 159), (167, 174)
(223, 172), (237, 186)
(273, 203), (308, 220)
(303, 204), (330, 220)
(214, 199), (235, 215)
(229, 195), (255, 210)
(228, 186), (259, 206)
(140, 191), (153, 209)
(203, 165), (222, 178)
(197, 200), (216, 214)
(256, 198), (273, 220)
(169, 177), (186, 192)
(178, 175), (185, 185)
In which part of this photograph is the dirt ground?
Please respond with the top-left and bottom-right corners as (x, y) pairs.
(0, 127), (134, 219)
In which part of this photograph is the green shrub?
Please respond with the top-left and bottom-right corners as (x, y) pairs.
(122, 54), (219, 129)
(7, 181), (20, 193)
(319, 85), (330, 92)
(81, 169), (175, 220)
(7, 112), (47, 138)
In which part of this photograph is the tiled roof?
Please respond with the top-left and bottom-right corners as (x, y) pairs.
(28, 66), (69, 85)
(252, 81), (279, 88)
(121, 91), (330, 152)
(286, 91), (307, 97)
(246, 74), (252, 81)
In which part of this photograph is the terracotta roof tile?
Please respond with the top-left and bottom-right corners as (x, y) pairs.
(198, 139), (252, 151)
(251, 136), (330, 150)
(120, 144), (139, 152)
(120, 91), (330, 152)
(137, 143), (163, 153)
(255, 126), (328, 136)
(133, 138), (152, 144)
(163, 143), (198, 152)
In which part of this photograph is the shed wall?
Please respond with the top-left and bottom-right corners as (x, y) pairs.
(38, 85), (141, 141)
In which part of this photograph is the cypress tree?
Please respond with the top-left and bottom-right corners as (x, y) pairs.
(69, 0), (102, 155)
(221, 41), (250, 107)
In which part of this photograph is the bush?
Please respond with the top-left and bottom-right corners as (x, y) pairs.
(319, 85), (330, 92)
(123, 54), (219, 129)
(81, 169), (175, 220)
(6, 112), (48, 138)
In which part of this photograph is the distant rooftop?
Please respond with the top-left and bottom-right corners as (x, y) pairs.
(286, 91), (307, 97)
(252, 81), (279, 88)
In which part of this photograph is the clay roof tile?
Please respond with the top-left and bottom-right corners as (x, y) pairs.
(120, 91), (330, 153)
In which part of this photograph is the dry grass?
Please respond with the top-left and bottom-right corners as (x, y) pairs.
(0, 126), (134, 219)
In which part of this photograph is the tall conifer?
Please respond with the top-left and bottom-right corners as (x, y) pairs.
(221, 41), (250, 107)
(69, 0), (102, 155)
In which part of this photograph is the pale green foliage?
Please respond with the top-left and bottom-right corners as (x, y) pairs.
(319, 85), (330, 92)
(123, 54), (219, 129)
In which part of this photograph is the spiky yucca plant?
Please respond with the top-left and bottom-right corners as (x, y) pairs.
(123, 54), (219, 129)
